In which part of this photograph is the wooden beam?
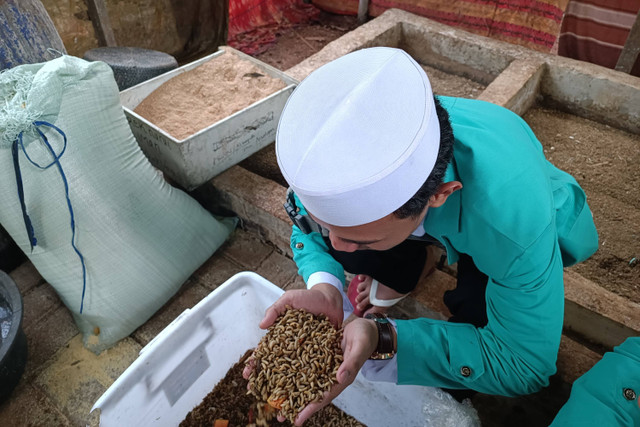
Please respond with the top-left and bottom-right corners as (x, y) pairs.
(615, 10), (640, 73)
(358, 0), (369, 24)
(86, 0), (116, 47)
(563, 270), (640, 349)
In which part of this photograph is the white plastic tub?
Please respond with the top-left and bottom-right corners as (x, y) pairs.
(92, 272), (479, 426)
(119, 47), (298, 190)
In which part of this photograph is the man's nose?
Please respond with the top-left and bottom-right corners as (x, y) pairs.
(329, 233), (359, 252)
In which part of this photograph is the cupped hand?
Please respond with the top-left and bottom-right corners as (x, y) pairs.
(260, 283), (344, 329)
(242, 283), (344, 381)
(292, 317), (379, 426)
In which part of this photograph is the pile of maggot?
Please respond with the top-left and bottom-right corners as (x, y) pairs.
(247, 307), (344, 424)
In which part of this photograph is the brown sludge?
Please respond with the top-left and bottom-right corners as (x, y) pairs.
(134, 51), (287, 140)
(180, 349), (364, 427)
(247, 307), (360, 426)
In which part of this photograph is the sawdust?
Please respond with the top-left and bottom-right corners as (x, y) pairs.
(180, 349), (364, 427)
(524, 105), (640, 303)
(33, 335), (140, 425)
(421, 64), (486, 99)
(134, 51), (287, 140)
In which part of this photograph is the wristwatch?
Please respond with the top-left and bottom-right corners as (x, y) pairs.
(364, 313), (396, 360)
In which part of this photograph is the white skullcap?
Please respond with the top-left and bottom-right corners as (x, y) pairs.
(276, 47), (440, 227)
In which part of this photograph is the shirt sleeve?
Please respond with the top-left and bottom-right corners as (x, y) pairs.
(396, 222), (565, 396)
(550, 337), (640, 426)
(289, 193), (346, 287)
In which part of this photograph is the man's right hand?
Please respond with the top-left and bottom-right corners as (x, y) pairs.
(260, 283), (344, 329)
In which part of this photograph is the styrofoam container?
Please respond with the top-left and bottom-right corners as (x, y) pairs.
(92, 272), (480, 426)
(119, 47), (298, 190)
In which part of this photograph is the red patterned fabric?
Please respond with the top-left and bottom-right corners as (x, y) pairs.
(312, 0), (570, 52)
(558, 0), (640, 76)
(228, 0), (320, 54)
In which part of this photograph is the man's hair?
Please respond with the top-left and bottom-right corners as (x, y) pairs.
(393, 96), (455, 219)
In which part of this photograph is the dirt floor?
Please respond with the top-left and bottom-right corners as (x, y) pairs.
(237, 11), (639, 304)
(524, 107), (640, 303)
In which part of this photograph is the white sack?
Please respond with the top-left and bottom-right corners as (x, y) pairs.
(0, 55), (235, 353)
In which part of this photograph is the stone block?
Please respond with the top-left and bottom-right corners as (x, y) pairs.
(132, 280), (209, 346)
(196, 166), (292, 256)
(9, 261), (43, 295)
(557, 335), (602, 384)
(255, 250), (298, 289)
(0, 383), (71, 426)
(564, 269), (640, 349)
(21, 283), (63, 334)
(22, 307), (78, 379)
(34, 335), (140, 426)
(191, 253), (245, 292)
(283, 274), (306, 291)
(219, 229), (274, 270)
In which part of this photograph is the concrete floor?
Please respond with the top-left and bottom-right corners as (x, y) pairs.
(0, 228), (305, 426)
(0, 218), (582, 427)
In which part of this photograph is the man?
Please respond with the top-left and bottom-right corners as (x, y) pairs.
(256, 47), (598, 425)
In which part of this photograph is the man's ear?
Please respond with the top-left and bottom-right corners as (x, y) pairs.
(429, 181), (462, 208)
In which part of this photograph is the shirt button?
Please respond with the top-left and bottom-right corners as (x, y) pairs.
(460, 366), (472, 377)
(295, 242), (304, 249)
(623, 388), (636, 401)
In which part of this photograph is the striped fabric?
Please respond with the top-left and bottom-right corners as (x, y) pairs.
(312, 0), (570, 52)
(558, 0), (640, 75)
(228, 0), (320, 54)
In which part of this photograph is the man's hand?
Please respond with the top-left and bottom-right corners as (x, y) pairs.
(293, 318), (379, 426)
(243, 284), (344, 385)
(260, 283), (344, 329)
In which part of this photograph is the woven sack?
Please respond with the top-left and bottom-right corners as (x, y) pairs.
(0, 55), (236, 353)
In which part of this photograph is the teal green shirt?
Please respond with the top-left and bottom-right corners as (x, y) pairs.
(550, 337), (640, 426)
(289, 96), (598, 396)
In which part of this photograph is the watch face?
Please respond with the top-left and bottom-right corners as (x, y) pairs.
(370, 352), (395, 360)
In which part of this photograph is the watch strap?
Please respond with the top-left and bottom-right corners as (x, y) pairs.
(365, 313), (395, 359)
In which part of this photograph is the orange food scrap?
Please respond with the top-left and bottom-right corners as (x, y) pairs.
(267, 397), (285, 410)
(263, 403), (276, 414)
(213, 420), (229, 427)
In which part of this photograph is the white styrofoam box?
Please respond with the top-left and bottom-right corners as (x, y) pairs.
(92, 272), (480, 427)
(119, 47), (298, 190)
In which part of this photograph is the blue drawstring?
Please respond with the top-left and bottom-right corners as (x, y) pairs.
(11, 121), (88, 314)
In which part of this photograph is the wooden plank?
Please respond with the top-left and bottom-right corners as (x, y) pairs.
(615, 10), (640, 73)
(424, 262), (640, 350)
(86, 0), (117, 47)
(557, 334), (602, 384)
(563, 269), (640, 349)
(358, 0), (369, 24)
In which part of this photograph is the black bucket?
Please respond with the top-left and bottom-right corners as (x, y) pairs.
(0, 270), (27, 403)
